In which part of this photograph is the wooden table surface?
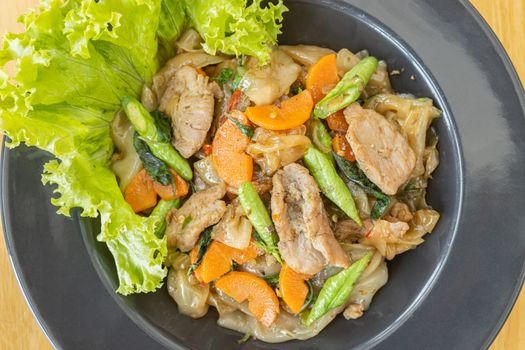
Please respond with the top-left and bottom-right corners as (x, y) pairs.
(1, 1), (524, 349)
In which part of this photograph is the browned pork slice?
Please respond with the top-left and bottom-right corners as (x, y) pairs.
(152, 52), (224, 98)
(159, 65), (222, 158)
(166, 183), (227, 252)
(271, 163), (349, 275)
(344, 103), (416, 195)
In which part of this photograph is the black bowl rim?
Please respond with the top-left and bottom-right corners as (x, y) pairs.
(460, 0), (525, 346)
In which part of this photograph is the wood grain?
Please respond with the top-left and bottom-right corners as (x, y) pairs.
(0, 1), (523, 349)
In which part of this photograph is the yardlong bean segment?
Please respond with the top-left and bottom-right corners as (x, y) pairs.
(122, 96), (193, 180)
(314, 57), (378, 119)
(238, 182), (282, 262)
(304, 146), (362, 225)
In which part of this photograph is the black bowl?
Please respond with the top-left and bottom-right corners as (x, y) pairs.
(81, 1), (462, 349)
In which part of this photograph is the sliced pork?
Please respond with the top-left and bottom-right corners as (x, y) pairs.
(271, 164), (349, 275)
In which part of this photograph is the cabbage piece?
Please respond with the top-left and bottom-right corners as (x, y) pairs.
(184, 0), (288, 64)
(365, 61), (393, 97)
(175, 28), (203, 53)
(279, 45), (335, 66)
(240, 254), (282, 277)
(0, 0), (182, 295)
(336, 49), (392, 97)
(111, 112), (142, 191)
(193, 156), (223, 191)
(167, 256), (210, 318)
(212, 201), (252, 250)
(397, 176), (431, 212)
(361, 209), (440, 260)
(424, 127), (440, 178)
(347, 182), (371, 218)
(336, 48), (361, 77)
(241, 49), (302, 105)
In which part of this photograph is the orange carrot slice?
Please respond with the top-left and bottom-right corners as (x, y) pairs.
(245, 90), (313, 131)
(200, 144), (213, 157)
(279, 264), (311, 314)
(153, 169), (189, 200)
(332, 134), (356, 162)
(212, 112), (253, 188)
(306, 54), (339, 103)
(227, 89), (243, 114)
(190, 242), (232, 283)
(326, 110), (349, 132)
(216, 271), (280, 327)
(124, 169), (158, 213)
(190, 241), (260, 283)
(196, 67), (207, 77)
(227, 243), (260, 265)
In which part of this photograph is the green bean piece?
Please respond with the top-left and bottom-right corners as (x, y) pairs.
(314, 57), (378, 119)
(303, 146), (361, 225)
(121, 96), (193, 180)
(150, 199), (180, 238)
(305, 252), (373, 326)
(147, 142), (192, 180)
(307, 119), (333, 162)
(238, 182), (282, 263)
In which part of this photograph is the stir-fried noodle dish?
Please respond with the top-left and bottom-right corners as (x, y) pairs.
(0, 0), (441, 343)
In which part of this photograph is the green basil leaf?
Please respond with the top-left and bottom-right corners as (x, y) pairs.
(151, 110), (172, 143)
(214, 68), (234, 85)
(371, 195), (391, 219)
(291, 85), (303, 95)
(230, 73), (243, 92)
(300, 279), (315, 312)
(187, 227), (213, 275)
(261, 273), (280, 289)
(228, 115), (254, 139)
(133, 132), (173, 186)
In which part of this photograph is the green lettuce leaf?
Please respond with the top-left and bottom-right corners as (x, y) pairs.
(184, 0), (287, 64)
(43, 157), (167, 294)
(0, 0), (287, 295)
(0, 0), (171, 295)
(157, 0), (187, 61)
